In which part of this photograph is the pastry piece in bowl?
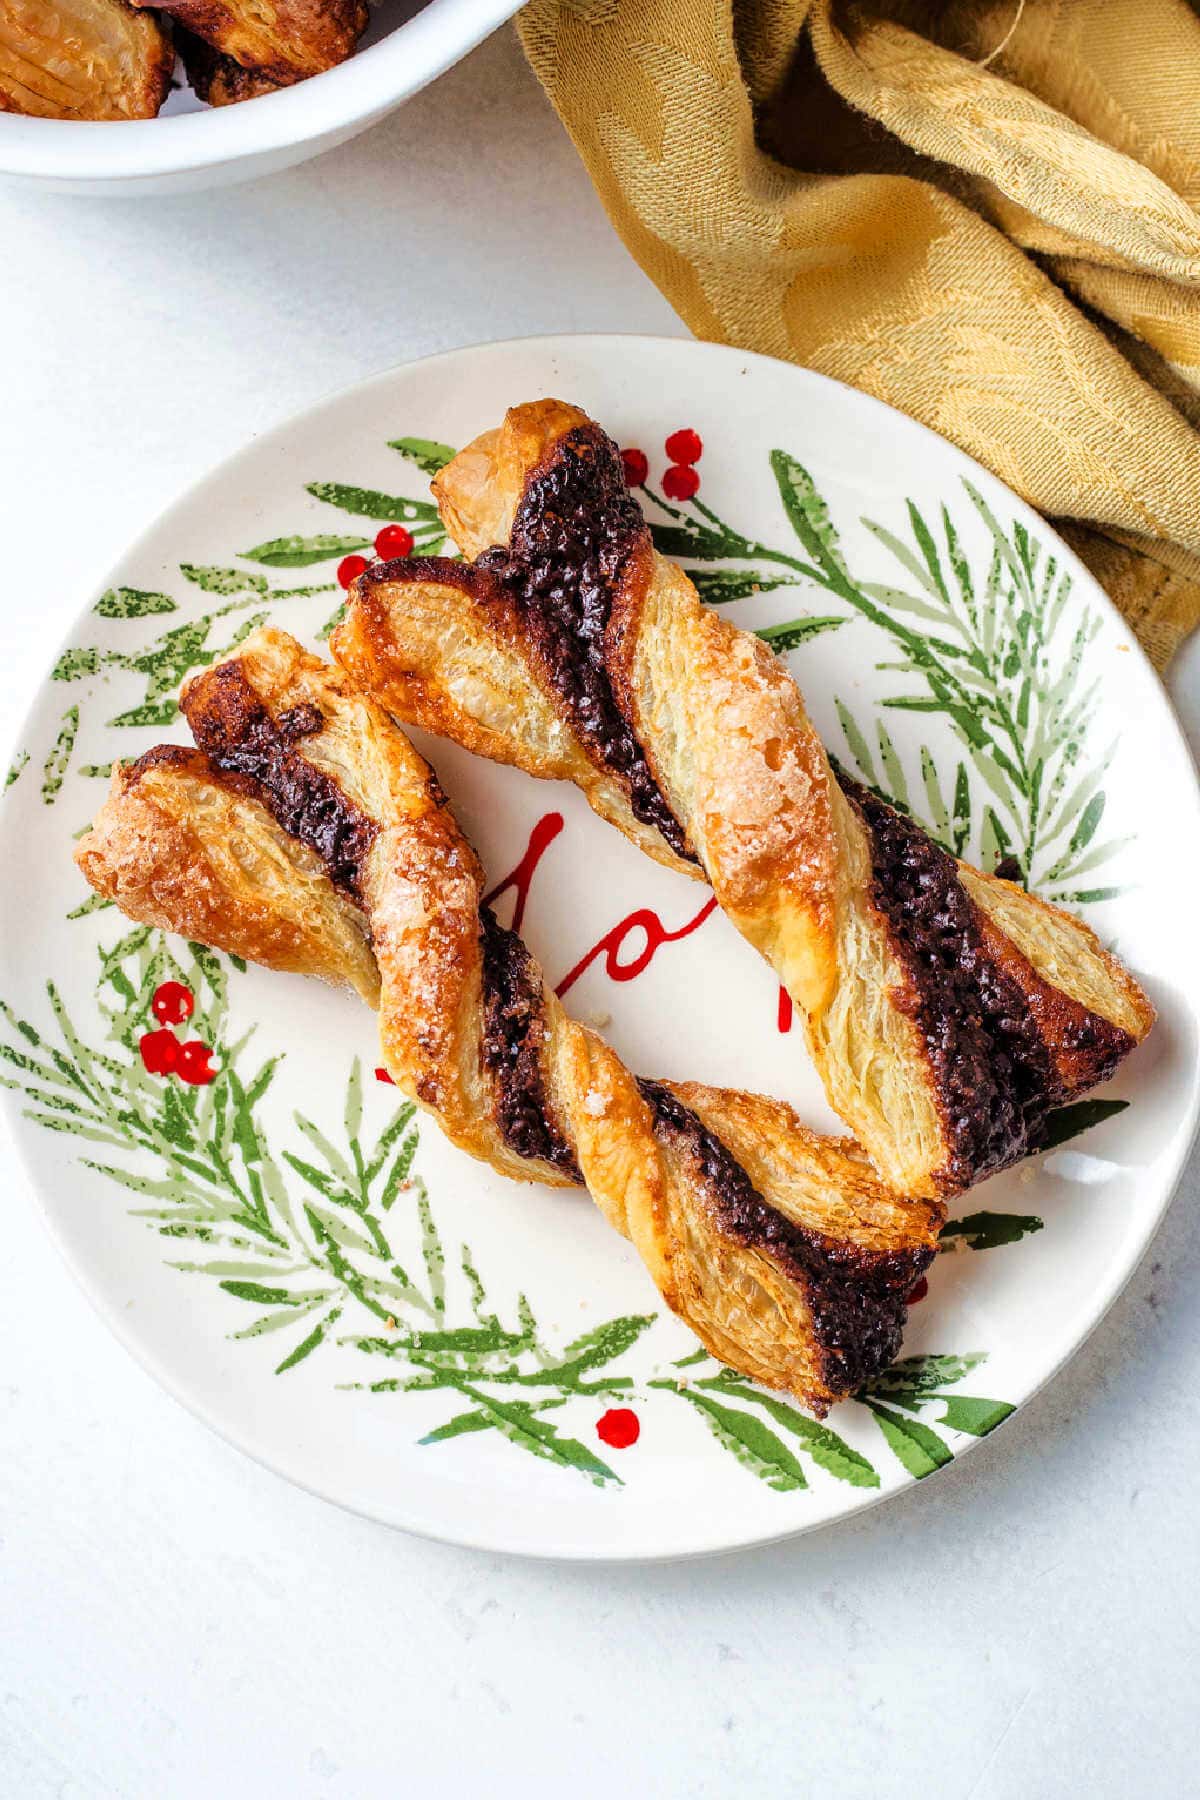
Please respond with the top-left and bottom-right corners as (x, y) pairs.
(132, 0), (367, 86)
(177, 29), (284, 105)
(0, 0), (172, 119)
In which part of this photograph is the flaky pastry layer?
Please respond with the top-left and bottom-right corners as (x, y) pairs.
(0, 0), (172, 118)
(130, 0), (366, 84)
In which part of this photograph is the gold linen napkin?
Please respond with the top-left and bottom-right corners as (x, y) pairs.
(519, 0), (1200, 668)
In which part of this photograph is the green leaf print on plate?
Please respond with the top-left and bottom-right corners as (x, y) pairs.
(694, 1373), (881, 1488)
(769, 455), (1126, 900)
(1040, 1097), (1129, 1149)
(388, 436), (457, 476)
(0, 924), (656, 1487)
(95, 586), (177, 618)
(688, 569), (796, 606)
(305, 480), (441, 524)
(240, 534), (372, 568)
(648, 1345), (1014, 1495)
(182, 562), (269, 596)
(656, 1385), (811, 1493)
(756, 615), (845, 655)
(0, 918), (1021, 1497)
(864, 1404), (954, 1478)
(940, 1212), (1045, 1251)
(859, 1355), (1015, 1473)
(40, 707), (78, 802)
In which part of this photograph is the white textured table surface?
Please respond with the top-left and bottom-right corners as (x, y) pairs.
(2, 27), (1199, 1799)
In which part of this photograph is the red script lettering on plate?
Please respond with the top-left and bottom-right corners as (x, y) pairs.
(484, 816), (776, 1029)
(556, 897), (718, 997)
(484, 811), (565, 933)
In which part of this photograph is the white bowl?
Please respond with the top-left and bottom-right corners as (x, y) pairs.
(0, 0), (521, 196)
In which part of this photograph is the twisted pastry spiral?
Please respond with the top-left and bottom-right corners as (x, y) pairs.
(332, 400), (1154, 1199)
(75, 627), (940, 1412)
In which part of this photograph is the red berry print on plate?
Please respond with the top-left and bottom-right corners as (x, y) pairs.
(662, 464), (700, 503)
(621, 447), (649, 488)
(337, 553), (370, 590)
(664, 427), (702, 465)
(374, 524), (414, 560)
(596, 1408), (640, 1449)
(908, 1276), (929, 1305)
(176, 1041), (217, 1086)
(375, 1066), (396, 1085)
(151, 980), (194, 1026)
(139, 1029), (179, 1077)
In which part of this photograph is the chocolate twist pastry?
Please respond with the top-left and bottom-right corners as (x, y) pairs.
(130, 0), (367, 87)
(330, 399), (1155, 1200)
(75, 626), (941, 1413)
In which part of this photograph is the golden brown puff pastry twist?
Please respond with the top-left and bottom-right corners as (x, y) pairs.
(331, 400), (1155, 1201)
(75, 626), (941, 1413)
(0, 0), (172, 119)
(129, 0), (366, 86)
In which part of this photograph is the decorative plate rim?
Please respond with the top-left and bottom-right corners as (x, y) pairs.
(3, 332), (1198, 1561)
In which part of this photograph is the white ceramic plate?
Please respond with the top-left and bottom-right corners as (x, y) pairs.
(3, 335), (1197, 1560)
(0, 0), (520, 196)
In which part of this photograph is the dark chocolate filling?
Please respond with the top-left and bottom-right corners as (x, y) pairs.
(638, 1079), (929, 1394)
(479, 905), (582, 1180)
(840, 776), (1057, 1187)
(1053, 1006), (1134, 1077)
(476, 424), (695, 862)
(183, 663), (378, 900)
